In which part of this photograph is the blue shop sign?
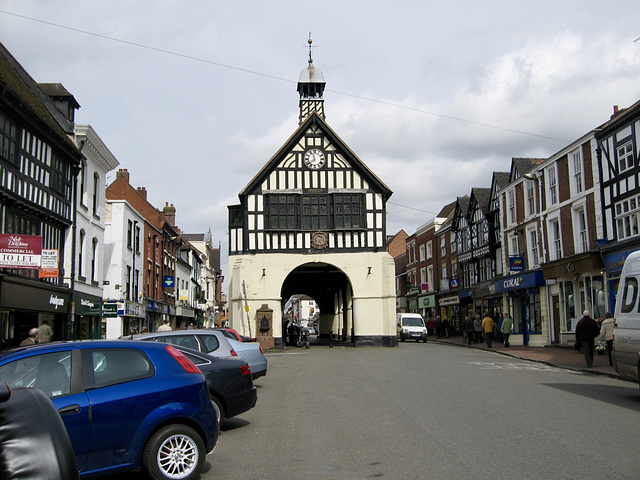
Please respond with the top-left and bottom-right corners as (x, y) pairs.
(163, 276), (175, 288)
(509, 256), (524, 271)
(495, 270), (545, 293)
(604, 249), (640, 274)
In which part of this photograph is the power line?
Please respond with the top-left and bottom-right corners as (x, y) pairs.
(0, 9), (570, 143)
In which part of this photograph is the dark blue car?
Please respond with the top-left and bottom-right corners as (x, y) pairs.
(0, 340), (218, 480)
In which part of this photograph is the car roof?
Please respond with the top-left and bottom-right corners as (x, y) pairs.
(0, 339), (170, 361)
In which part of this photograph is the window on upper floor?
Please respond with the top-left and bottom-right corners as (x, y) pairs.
(569, 149), (584, 195)
(426, 241), (432, 259)
(548, 218), (562, 261)
(546, 166), (558, 206)
(507, 189), (516, 225)
(49, 151), (68, 195)
(615, 195), (640, 240)
(509, 234), (519, 257)
(78, 230), (85, 278)
(0, 112), (19, 166)
(266, 193), (364, 231)
(427, 265), (434, 291)
(92, 172), (99, 216)
(91, 238), (98, 282)
(525, 180), (536, 217)
(573, 207), (588, 253)
(79, 162), (86, 206)
(442, 265), (447, 281)
(527, 227), (539, 268)
(420, 267), (426, 285)
(452, 262), (458, 280)
(440, 236), (446, 257)
(127, 220), (133, 250)
(450, 232), (457, 252)
(419, 244), (425, 262)
(617, 141), (634, 173)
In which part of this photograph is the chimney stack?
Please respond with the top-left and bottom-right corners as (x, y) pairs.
(136, 187), (147, 200)
(116, 168), (130, 183)
(163, 202), (176, 226)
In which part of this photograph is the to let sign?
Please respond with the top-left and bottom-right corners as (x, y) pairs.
(0, 234), (42, 269)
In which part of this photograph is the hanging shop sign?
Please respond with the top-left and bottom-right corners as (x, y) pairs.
(418, 294), (436, 309)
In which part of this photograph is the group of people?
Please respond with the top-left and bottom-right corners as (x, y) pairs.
(19, 320), (54, 346)
(463, 312), (513, 348)
(575, 309), (615, 368)
(426, 316), (452, 338)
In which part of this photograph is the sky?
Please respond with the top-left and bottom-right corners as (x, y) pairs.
(1, 1), (640, 278)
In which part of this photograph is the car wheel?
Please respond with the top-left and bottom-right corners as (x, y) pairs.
(423, 338), (428, 343)
(211, 395), (226, 431)
(142, 424), (205, 480)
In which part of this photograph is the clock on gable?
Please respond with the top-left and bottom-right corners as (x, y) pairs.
(304, 148), (325, 169)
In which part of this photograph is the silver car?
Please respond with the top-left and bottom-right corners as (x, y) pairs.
(131, 329), (268, 380)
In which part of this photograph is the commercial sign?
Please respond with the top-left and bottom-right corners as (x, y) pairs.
(418, 294), (436, 309)
(0, 234), (42, 269)
(495, 270), (545, 293)
(39, 249), (59, 278)
(163, 276), (175, 288)
(509, 256), (524, 271)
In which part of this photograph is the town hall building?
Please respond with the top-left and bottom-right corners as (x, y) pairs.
(227, 41), (396, 348)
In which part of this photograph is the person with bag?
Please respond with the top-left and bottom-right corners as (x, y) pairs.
(575, 310), (601, 367)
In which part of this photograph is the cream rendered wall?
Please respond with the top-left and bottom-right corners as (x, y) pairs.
(227, 251), (397, 342)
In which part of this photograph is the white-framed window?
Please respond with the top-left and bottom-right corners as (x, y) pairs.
(420, 267), (426, 285)
(507, 189), (516, 225)
(452, 262), (458, 281)
(615, 195), (640, 240)
(450, 232), (457, 252)
(617, 141), (634, 173)
(419, 244), (425, 262)
(525, 180), (536, 217)
(548, 217), (562, 260)
(91, 238), (98, 282)
(426, 241), (433, 259)
(78, 230), (85, 278)
(573, 206), (588, 253)
(546, 166), (558, 205)
(427, 265), (434, 291)
(509, 234), (519, 257)
(442, 265), (447, 281)
(527, 227), (539, 268)
(569, 149), (584, 195)
(440, 236), (446, 256)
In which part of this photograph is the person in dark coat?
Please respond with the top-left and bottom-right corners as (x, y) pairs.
(575, 310), (601, 367)
(464, 316), (475, 345)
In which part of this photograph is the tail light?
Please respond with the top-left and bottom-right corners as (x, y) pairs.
(230, 348), (238, 357)
(259, 346), (264, 355)
(239, 365), (252, 376)
(166, 345), (201, 374)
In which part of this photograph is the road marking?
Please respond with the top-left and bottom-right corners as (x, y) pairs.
(466, 361), (565, 372)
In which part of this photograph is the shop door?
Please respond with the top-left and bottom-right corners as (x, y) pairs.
(521, 296), (530, 346)
(552, 295), (560, 343)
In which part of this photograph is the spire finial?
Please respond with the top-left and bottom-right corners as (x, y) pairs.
(306, 32), (317, 66)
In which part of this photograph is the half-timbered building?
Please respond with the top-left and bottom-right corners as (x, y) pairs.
(228, 46), (396, 347)
(595, 101), (640, 313)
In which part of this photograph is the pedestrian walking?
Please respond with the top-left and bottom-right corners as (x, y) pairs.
(158, 319), (172, 331)
(501, 313), (513, 347)
(443, 317), (450, 338)
(20, 328), (39, 346)
(473, 315), (482, 343)
(482, 312), (494, 348)
(435, 316), (442, 338)
(464, 316), (474, 345)
(426, 317), (435, 337)
(598, 312), (615, 367)
(575, 310), (601, 367)
(39, 320), (54, 343)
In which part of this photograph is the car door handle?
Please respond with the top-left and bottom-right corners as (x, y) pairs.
(58, 404), (81, 415)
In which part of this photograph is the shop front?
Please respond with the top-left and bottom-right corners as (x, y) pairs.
(542, 252), (605, 346)
(438, 294), (460, 333)
(472, 281), (503, 320)
(0, 275), (71, 348)
(145, 300), (175, 331)
(102, 300), (145, 338)
(176, 305), (196, 329)
(418, 294), (436, 321)
(494, 270), (546, 347)
(73, 291), (103, 340)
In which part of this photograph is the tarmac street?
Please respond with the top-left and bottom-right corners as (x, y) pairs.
(196, 342), (640, 480)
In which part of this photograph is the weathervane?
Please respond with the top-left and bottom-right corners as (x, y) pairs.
(305, 32), (317, 65)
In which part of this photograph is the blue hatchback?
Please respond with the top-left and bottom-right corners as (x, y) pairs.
(0, 340), (218, 480)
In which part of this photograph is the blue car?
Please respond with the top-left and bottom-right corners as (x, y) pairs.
(0, 340), (218, 480)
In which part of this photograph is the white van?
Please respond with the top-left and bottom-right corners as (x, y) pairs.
(396, 313), (428, 343)
(613, 250), (640, 386)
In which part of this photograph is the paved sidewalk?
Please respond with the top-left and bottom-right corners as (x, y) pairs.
(430, 335), (619, 378)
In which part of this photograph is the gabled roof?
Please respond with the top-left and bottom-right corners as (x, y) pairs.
(509, 158), (545, 182)
(0, 42), (80, 159)
(238, 111), (392, 200)
(470, 187), (491, 216)
(451, 195), (470, 230)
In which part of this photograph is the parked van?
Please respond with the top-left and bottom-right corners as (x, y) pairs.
(396, 313), (428, 343)
(613, 250), (640, 386)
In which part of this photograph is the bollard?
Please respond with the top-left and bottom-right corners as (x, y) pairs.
(329, 329), (333, 348)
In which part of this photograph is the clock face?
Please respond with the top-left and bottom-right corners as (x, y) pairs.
(304, 149), (325, 169)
